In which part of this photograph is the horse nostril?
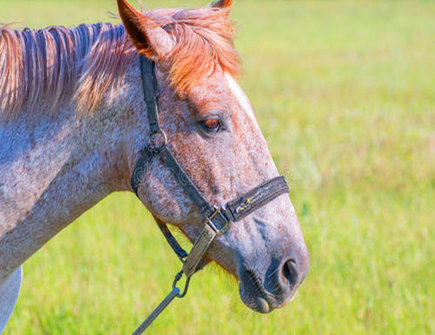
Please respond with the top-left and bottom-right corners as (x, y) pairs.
(281, 258), (299, 288)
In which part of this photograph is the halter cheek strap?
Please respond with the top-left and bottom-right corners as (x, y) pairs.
(130, 56), (289, 334)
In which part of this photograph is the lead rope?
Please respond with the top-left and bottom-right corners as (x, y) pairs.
(132, 272), (190, 335)
(132, 287), (180, 335)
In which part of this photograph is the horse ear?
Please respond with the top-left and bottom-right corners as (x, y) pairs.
(212, 0), (233, 9)
(117, 0), (174, 60)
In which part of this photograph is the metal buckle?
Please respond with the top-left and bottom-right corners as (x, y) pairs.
(205, 206), (231, 236)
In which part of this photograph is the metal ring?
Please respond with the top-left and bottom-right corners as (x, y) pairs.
(149, 130), (167, 152)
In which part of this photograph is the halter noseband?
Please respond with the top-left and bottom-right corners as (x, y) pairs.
(130, 56), (289, 333)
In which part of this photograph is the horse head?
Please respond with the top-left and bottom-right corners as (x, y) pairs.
(118, 0), (309, 313)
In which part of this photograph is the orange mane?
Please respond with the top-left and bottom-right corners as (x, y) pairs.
(0, 6), (240, 120)
(148, 7), (240, 95)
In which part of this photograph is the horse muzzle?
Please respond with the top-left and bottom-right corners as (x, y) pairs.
(238, 249), (309, 313)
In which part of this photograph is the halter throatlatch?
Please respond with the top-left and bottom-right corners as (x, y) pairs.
(130, 56), (289, 334)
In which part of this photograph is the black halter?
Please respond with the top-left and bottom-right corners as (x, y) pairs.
(130, 56), (289, 333)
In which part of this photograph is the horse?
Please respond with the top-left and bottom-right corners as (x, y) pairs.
(0, 0), (309, 331)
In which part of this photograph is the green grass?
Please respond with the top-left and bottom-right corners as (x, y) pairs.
(1, 0), (434, 334)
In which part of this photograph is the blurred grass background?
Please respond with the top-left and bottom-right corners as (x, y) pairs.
(1, 0), (434, 334)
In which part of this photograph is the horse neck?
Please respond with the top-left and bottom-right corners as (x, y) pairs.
(0, 58), (145, 281)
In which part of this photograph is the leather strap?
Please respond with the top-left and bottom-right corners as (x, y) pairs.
(182, 224), (217, 278)
(131, 57), (214, 215)
(225, 176), (289, 222)
(158, 146), (212, 215)
(156, 221), (188, 261)
(140, 56), (160, 134)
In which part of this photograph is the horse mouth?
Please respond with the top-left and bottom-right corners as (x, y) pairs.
(238, 268), (299, 313)
(238, 269), (275, 314)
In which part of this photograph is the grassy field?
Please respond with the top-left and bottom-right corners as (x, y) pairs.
(1, 0), (434, 334)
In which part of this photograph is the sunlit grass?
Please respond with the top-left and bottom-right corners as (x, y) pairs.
(1, 0), (434, 334)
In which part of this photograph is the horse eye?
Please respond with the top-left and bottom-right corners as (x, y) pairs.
(201, 118), (222, 132)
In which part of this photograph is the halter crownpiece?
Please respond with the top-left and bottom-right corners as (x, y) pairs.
(130, 56), (289, 333)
